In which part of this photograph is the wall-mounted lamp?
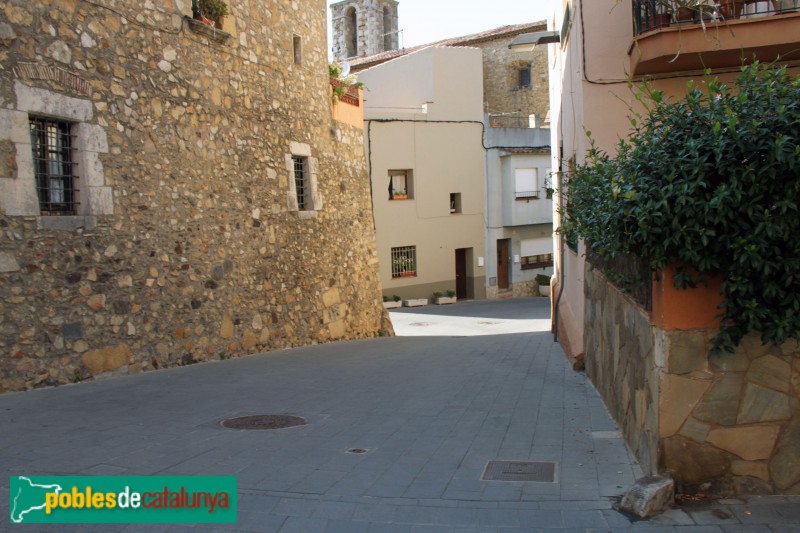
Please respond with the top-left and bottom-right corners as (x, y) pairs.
(508, 31), (561, 52)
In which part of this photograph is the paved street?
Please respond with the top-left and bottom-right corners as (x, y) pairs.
(1, 298), (798, 532)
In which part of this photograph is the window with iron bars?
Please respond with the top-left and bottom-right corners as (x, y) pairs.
(521, 253), (554, 270)
(391, 245), (416, 278)
(293, 155), (308, 211)
(30, 117), (78, 215)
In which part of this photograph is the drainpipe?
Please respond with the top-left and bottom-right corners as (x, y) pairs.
(553, 168), (566, 343)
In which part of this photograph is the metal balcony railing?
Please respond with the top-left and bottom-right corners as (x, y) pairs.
(633, 0), (799, 35)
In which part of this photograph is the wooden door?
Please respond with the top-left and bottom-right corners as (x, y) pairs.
(497, 239), (509, 290)
(455, 248), (467, 299)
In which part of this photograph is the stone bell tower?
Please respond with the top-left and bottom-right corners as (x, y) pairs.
(331, 0), (399, 61)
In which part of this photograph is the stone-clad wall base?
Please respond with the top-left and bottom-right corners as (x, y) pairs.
(585, 267), (660, 475)
(0, 0), (390, 393)
(585, 265), (800, 495)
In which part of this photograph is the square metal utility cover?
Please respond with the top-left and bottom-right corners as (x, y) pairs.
(481, 461), (557, 482)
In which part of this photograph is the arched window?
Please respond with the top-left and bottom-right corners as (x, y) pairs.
(345, 7), (358, 57)
(383, 6), (392, 51)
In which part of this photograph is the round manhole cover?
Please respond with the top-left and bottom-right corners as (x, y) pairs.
(221, 415), (307, 430)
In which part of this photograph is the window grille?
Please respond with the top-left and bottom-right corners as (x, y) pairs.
(30, 117), (78, 215)
(293, 156), (307, 210)
(521, 253), (554, 270)
(391, 245), (416, 278)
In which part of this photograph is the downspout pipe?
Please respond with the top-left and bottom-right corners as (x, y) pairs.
(553, 168), (566, 343)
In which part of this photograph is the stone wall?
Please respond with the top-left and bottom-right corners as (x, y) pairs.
(470, 39), (549, 120)
(0, 0), (390, 393)
(585, 266), (800, 495)
(584, 267), (661, 475)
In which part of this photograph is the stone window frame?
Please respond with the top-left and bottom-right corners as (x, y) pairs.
(285, 141), (321, 219)
(0, 81), (111, 231)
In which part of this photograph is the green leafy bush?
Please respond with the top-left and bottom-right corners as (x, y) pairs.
(563, 63), (800, 354)
(536, 274), (552, 286)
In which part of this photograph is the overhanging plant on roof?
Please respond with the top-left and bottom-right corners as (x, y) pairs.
(197, 0), (228, 28)
(329, 62), (366, 104)
(561, 62), (800, 355)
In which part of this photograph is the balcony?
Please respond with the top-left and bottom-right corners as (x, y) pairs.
(330, 79), (363, 129)
(630, 0), (800, 75)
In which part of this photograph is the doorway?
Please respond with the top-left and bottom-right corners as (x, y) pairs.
(497, 239), (510, 290)
(455, 248), (468, 299)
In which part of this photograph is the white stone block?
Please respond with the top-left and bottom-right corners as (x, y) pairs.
(15, 81), (92, 122)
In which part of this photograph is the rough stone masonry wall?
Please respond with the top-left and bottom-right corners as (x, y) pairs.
(584, 267), (661, 476)
(585, 267), (800, 495)
(0, 0), (389, 393)
(470, 38), (549, 120)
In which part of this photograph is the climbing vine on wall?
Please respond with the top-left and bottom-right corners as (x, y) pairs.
(562, 63), (800, 354)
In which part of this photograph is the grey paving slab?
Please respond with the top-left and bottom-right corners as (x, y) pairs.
(1, 298), (798, 531)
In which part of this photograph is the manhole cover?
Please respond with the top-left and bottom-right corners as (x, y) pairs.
(410, 322), (433, 327)
(221, 415), (307, 430)
(346, 448), (369, 454)
(478, 321), (501, 325)
(482, 461), (557, 482)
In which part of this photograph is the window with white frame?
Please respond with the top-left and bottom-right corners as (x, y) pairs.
(514, 168), (538, 199)
(391, 245), (416, 278)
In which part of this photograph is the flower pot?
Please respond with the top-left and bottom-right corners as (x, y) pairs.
(719, 0), (742, 18)
(404, 298), (428, 307)
(399, 271), (416, 278)
(382, 300), (402, 309)
(539, 285), (551, 297)
(651, 13), (672, 28)
(676, 6), (697, 22)
(434, 296), (457, 305)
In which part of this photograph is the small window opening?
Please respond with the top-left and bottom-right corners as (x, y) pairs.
(450, 193), (462, 214)
(293, 35), (302, 65)
(518, 66), (531, 89)
(388, 170), (413, 200)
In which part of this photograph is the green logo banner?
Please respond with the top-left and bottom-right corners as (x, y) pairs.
(9, 476), (237, 524)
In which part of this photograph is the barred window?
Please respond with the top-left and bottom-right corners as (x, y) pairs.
(293, 155), (308, 211)
(30, 117), (78, 215)
(521, 253), (554, 270)
(391, 245), (416, 278)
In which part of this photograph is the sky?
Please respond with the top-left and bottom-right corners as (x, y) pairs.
(326, 0), (554, 58)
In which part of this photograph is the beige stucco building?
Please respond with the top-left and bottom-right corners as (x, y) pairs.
(348, 21), (554, 301)
(358, 47), (487, 300)
(548, 0), (800, 494)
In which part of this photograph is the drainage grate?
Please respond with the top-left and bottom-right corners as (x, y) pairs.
(481, 461), (557, 482)
(221, 414), (307, 430)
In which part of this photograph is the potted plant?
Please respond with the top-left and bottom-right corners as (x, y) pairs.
(433, 290), (457, 305)
(393, 257), (416, 277)
(652, 1), (673, 28)
(391, 189), (408, 200)
(536, 274), (552, 297)
(404, 297), (428, 307)
(382, 294), (402, 309)
(197, 0), (228, 28)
